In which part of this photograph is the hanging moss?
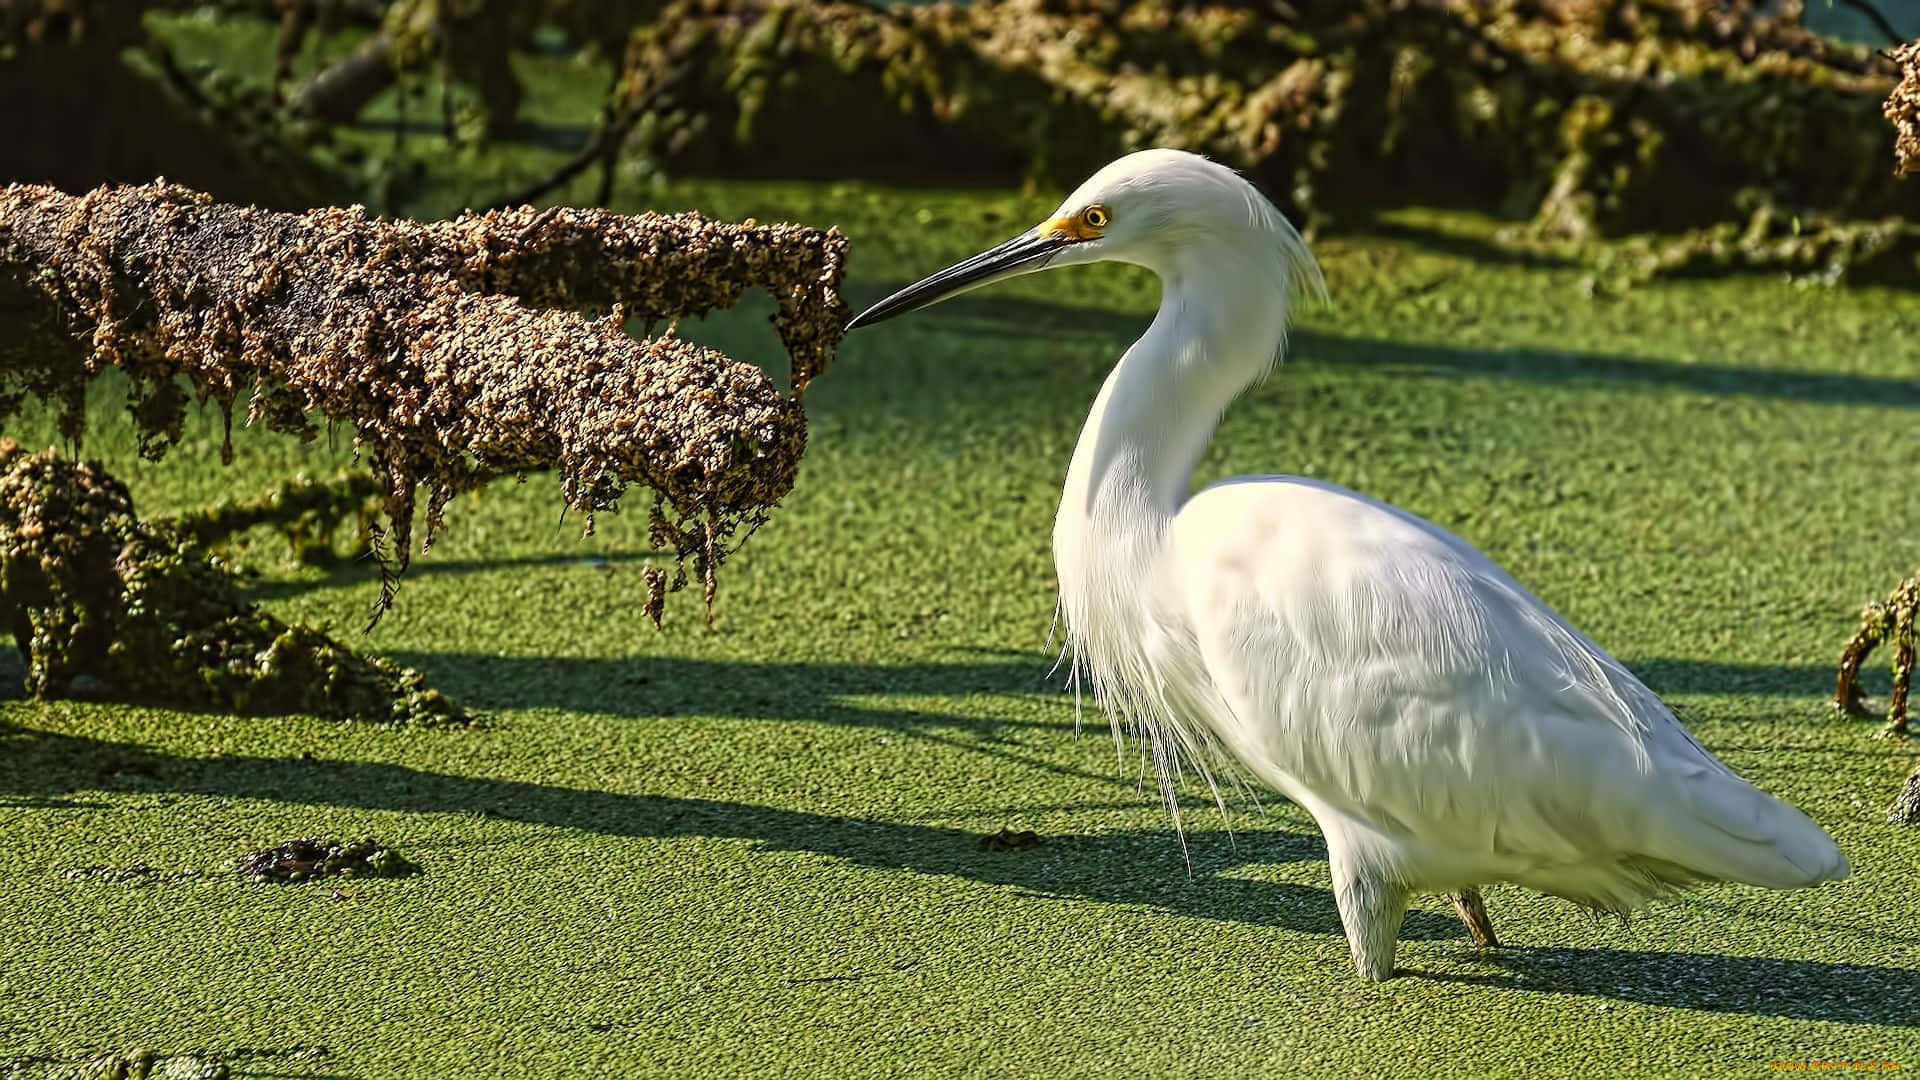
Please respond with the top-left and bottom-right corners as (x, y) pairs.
(0, 440), (466, 724)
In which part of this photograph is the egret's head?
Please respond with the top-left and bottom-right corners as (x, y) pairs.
(847, 148), (1322, 330)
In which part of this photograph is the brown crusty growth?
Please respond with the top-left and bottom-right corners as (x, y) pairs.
(0, 182), (848, 625)
(403, 203), (847, 395)
(1887, 42), (1920, 178)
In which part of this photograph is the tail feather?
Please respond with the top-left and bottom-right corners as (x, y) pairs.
(1644, 767), (1848, 889)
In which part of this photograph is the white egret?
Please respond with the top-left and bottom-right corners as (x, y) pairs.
(846, 149), (1848, 981)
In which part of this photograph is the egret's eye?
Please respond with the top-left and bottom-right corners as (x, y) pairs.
(1081, 205), (1111, 230)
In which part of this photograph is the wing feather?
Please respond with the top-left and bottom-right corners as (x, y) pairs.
(1168, 476), (1845, 899)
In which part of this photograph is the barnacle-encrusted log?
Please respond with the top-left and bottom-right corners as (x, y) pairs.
(622, 0), (1918, 247)
(0, 182), (848, 624)
(0, 440), (465, 723)
(403, 202), (847, 394)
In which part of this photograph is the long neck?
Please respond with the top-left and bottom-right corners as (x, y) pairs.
(1059, 246), (1291, 535)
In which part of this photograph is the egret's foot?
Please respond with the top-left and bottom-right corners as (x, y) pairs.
(1448, 887), (1500, 949)
(1331, 858), (1407, 982)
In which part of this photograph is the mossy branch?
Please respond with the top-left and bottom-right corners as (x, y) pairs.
(0, 182), (848, 625)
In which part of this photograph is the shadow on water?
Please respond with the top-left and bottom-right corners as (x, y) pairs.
(842, 289), (1920, 410)
(5, 718), (1914, 1025)
(382, 652), (1059, 726)
(1624, 658), (1840, 698)
(378, 650), (1842, 723)
(1296, 329), (1920, 408)
(1368, 220), (1575, 269)
(376, 651), (1136, 788)
(1412, 948), (1916, 1024)
(241, 550), (661, 603)
(0, 720), (1419, 942)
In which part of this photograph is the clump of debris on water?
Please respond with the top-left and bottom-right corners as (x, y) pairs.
(237, 838), (421, 883)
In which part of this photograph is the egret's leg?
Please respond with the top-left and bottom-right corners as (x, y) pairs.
(1329, 849), (1407, 982)
(1448, 887), (1500, 948)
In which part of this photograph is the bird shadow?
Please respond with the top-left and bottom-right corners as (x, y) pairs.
(1624, 658), (1848, 698)
(1410, 948), (1918, 1026)
(0, 720), (1446, 943)
(6, 719), (1914, 1026)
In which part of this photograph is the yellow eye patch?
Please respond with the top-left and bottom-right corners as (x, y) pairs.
(1040, 204), (1112, 241)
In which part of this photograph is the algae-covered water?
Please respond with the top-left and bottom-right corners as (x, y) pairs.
(4, 13), (1920, 1078)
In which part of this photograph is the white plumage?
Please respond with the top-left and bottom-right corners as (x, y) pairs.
(849, 148), (1848, 980)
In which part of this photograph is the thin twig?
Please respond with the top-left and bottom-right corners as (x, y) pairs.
(483, 64), (691, 212)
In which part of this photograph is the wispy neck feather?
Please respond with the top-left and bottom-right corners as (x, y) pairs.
(1052, 214), (1321, 842)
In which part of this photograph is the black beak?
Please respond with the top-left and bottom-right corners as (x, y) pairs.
(846, 228), (1071, 330)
